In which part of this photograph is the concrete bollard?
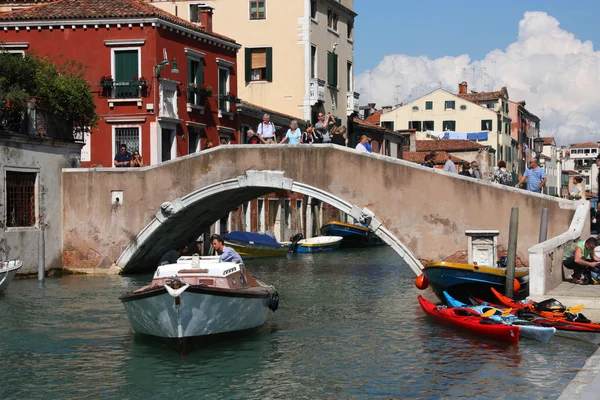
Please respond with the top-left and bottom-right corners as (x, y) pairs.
(505, 207), (519, 298)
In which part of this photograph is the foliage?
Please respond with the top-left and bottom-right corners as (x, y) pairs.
(0, 52), (98, 133)
(188, 82), (213, 96)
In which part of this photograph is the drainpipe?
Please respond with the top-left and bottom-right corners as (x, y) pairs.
(38, 220), (45, 283)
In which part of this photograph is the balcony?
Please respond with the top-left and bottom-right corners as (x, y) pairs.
(99, 80), (148, 100)
(346, 91), (360, 115)
(309, 78), (325, 104)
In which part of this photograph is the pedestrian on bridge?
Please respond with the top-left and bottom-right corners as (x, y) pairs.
(279, 120), (302, 144)
(355, 135), (369, 153)
(442, 153), (456, 173)
(516, 157), (547, 193)
(257, 113), (277, 144)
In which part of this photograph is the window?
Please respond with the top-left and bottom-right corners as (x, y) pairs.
(190, 3), (200, 23)
(188, 126), (202, 154)
(218, 67), (230, 111)
(423, 121), (434, 131)
(487, 102), (496, 109)
(6, 171), (37, 227)
(505, 122), (510, 134)
(161, 128), (175, 162)
(481, 120), (493, 131)
(460, 105), (467, 110)
(245, 47), (272, 82)
(187, 57), (204, 105)
(444, 101), (455, 110)
(112, 49), (140, 98)
(347, 62), (352, 91)
(327, 9), (338, 31)
(249, 1), (266, 20)
(408, 121), (422, 131)
(425, 101), (433, 110)
(327, 51), (338, 87)
(310, 45), (317, 79)
(114, 127), (141, 157)
(347, 20), (353, 40)
(381, 121), (394, 130)
(443, 121), (456, 131)
(311, 0), (317, 19)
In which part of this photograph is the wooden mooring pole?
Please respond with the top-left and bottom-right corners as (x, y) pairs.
(505, 207), (519, 298)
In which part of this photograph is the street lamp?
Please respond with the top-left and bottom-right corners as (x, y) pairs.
(533, 137), (544, 154)
(155, 58), (179, 78)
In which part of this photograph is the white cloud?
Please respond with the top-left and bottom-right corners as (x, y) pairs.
(355, 11), (600, 145)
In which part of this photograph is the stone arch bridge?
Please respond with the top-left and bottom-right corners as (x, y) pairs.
(62, 145), (577, 274)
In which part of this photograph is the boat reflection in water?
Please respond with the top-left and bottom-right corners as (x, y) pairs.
(119, 255), (279, 354)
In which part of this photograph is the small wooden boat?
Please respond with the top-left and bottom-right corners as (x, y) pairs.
(443, 291), (556, 343)
(418, 295), (520, 344)
(421, 261), (529, 304)
(223, 232), (288, 258)
(0, 260), (22, 293)
(119, 255), (279, 354)
(285, 236), (343, 253)
(320, 221), (384, 248)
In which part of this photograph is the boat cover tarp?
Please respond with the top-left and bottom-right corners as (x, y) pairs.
(223, 231), (281, 246)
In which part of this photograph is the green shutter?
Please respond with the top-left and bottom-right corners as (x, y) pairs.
(245, 48), (252, 82)
(265, 47), (273, 82)
(333, 53), (338, 87)
(114, 50), (138, 97)
(197, 59), (204, 84)
(187, 58), (193, 103)
(328, 52), (338, 87)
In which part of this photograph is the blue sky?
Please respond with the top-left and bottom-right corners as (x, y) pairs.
(354, 0), (600, 75)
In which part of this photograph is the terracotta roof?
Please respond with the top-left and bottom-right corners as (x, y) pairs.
(415, 139), (486, 152)
(0, 0), (237, 43)
(403, 151), (466, 165)
(458, 87), (508, 103)
(353, 117), (395, 133)
(570, 142), (600, 148)
(541, 137), (555, 146)
(239, 100), (304, 123)
(365, 110), (382, 124)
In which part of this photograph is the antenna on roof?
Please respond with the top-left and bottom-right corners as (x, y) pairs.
(493, 60), (497, 91)
(483, 65), (488, 91)
(368, 71), (373, 102)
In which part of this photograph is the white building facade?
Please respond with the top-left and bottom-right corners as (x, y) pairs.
(561, 142), (599, 195)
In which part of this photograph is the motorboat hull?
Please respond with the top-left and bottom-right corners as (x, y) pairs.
(320, 221), (384, 248)
(292, 236), (343, 253)
(424, 262), (529, 304)
(120, 285), (275, 352)
(224, 241), (288, 258)
(0, 261), (22, 292)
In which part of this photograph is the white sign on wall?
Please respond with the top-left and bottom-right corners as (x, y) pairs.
(80, 130), (91, 162)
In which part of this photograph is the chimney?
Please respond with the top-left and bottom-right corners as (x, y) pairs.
(200, 5), (214, 33)
(381, 105), (392, 113)
(409, 131), (417, 152)
(368, 103), (376, 110)
(458, 81), (468, 95)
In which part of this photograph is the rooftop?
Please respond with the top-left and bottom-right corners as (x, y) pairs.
(365, 109), (382, 124)
(0, 0), (237, 44)
(541, 137), (555, 146)
(353, 117), (396, 134)
(403, 151), (465, 165)
(570, 142), (600, 148)
(458, 87), (508, 103)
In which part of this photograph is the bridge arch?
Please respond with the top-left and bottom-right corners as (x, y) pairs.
(116, 170), (423, 275)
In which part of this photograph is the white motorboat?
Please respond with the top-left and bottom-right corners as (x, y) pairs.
(0, 260), (22, 292)
(119, 255), (278, 354)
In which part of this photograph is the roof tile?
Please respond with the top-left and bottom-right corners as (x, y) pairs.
(458, 87), (507, 103)
(0, 0), (237, 43)
(570, 142), (600, 148)
(403, 151), (465, 165)
(415, 139), (485, 152)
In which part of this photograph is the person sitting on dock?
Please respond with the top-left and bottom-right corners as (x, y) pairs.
(211, 235), (243, 264)
(159, 241), (189, 266)
(562, 237), (600, 284)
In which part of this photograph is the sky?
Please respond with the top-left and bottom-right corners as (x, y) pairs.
(353, 1), (600, 145)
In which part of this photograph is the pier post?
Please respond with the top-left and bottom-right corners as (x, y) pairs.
(539, 208), (548, 243)
(505, 207), (519, 298)
(38, 222), (45, 283)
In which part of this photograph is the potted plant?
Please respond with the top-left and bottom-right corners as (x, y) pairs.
(100, 75), (113, 87)
(198, 85), (213, 98)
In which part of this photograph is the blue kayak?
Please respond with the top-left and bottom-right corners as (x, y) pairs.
(443, 291), (556, 343)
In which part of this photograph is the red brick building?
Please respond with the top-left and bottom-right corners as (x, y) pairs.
(0, 0), (240, 167)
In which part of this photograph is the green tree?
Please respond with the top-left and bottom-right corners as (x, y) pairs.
(0, 52), (97, 135)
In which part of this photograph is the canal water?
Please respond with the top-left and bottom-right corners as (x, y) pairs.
(0, 247), (596, 399)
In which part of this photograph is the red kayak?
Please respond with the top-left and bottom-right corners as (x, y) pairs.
(418, 295), (520, 344)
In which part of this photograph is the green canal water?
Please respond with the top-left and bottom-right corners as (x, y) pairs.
(0, 247), (596, 399)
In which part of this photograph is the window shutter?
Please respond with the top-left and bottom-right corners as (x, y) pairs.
(333, 53), (338, 87)
(327, 52), (333, 86)
(187, 58), (193, 103)
(197, 59), (204, 84)
(245, 48), (252, 82)
(265, 47), (273, 82)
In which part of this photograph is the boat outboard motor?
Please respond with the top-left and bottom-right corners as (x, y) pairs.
(288, 233), (304, 253)
(268, 291), (279, 312)
(497, 256), (508, 268)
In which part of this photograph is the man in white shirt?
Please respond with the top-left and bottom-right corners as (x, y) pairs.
(443, 153), (456, 173)
(257, 113), (276, 144)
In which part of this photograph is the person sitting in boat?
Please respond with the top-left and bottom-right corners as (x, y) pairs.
(159, 241), (189, 266)
(562, 237), (600, 284)
(211, 235), (243, 264)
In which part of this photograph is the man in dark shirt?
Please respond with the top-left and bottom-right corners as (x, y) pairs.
(159, 241), (189, 265)
(114, 143), (132, 167)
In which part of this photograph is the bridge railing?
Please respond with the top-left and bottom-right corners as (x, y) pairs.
(528, 200), (590, 296)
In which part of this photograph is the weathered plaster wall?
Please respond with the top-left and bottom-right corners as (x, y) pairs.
(62, 144), (577, 273)
(1, 135), (82, 274)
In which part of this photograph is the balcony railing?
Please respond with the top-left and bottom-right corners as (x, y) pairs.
(346, 91), (360, 115)
(99, 80), (149, 99)
(0, 106), (80, 143)
(309, 78), (325, 104)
